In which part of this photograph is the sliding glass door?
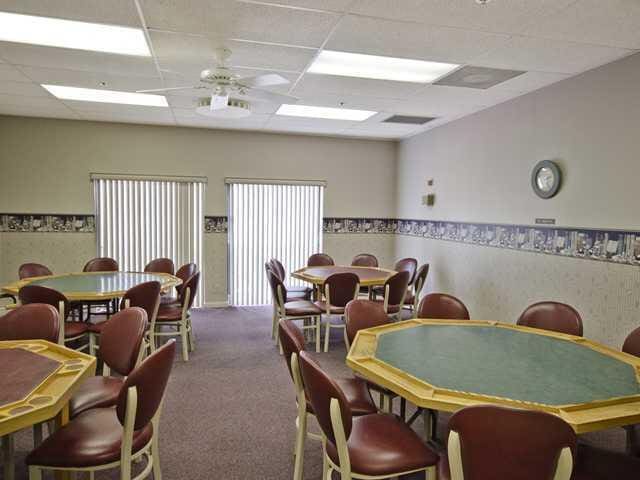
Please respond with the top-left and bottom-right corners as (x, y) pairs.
(227, 179), (324, 305)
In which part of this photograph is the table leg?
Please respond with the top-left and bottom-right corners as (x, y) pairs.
(54, 404), (71, 480)
(2, 434), (15, 480)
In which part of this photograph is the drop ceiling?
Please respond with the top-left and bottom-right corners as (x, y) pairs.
(0, 0), (638, 140)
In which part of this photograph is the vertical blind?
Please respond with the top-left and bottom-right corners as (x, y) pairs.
(92, 175), (205, 306)
(227, 180), (324, 306)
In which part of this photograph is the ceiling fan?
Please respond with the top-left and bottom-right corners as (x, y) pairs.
(137, 47), (298, 118)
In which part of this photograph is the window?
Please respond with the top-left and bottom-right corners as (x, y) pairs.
(227, 179), (325, 305)
(92, 174), (205, 305)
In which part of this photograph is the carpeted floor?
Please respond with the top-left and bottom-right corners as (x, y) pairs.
(3, 306), (626, 479)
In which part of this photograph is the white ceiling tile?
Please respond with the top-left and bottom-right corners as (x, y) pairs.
(349, 0), (575, 35)
(293, 73), (423, 99)
(61, 100), (170, 116)
(327, 14), (510, 64)
(266, 114), (358, 128)
(0, 0), (142, 27)
(523, 0), (640, 49)
(0, 103), (79, 119)
(471, 36), (634, 75)
(347, 122), (421, 135)
(289, 91), (395, 113)
(263, 0), (353, 11)
(166, 96), (200, 109)
(0, 43), (158, 77)
(491, 71), (571, 94)
(225, 40), (316, 72)
(0, 64), (31, 82)
(16, 66), (165, 91)
(0, 81), (50, 97)
(175, 113), (270, 130)
(0, 93), (64, 108)
(77, 109), (175, 122)
(139, 0), (235, 36)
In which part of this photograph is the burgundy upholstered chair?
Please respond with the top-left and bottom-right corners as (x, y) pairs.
(298, 350), (439, 480)
(278, 320), (376, 480)
(307, 253), (334, 267)
(144, 258), (175, 275)
(417, 293), (470, 320)
(404, 263), (429, 317)
(27, 339), (176, 480)
(315, 272), (360, 352)
(154, 272), (199, 361)
(161, 262), (198, 306)
(268, 271), (321, 352)
(622, 326), (640, 455)
(70, 307), (147, 418)
(88, 281), (161, 356)
(516, 301), (583, 336)
(18, 263), (53, 279)
(373, 271), (411, 318)
(447, 405), (576, 480)
(345, 300), (407, 417)
(572, 443), (640, 480)
(0, 304), (59, 343)
(269, 258), (311, 301)
(351, 253), (378, 267)
(18, 285), (88, 350)
(82, 257), (119, 319)
(373, 257), (418, 299)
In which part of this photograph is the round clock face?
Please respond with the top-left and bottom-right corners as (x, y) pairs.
(531, 160), (561, 199)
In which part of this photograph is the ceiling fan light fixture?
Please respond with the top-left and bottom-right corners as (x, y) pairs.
(196, 98), (251, 118)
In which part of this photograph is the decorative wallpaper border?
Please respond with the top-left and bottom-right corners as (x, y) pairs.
(3, 213), (639, 266)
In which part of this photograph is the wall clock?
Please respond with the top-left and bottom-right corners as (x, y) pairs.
(531, 160), (562, 199)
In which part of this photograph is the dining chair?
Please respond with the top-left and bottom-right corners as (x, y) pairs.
(307, 253), (335, 266)
(18, 263), (53, 279)
(88, 281), (160, 356)
(572, 443), (640, 479)
(0, 304), (60, 480)
(70, 307), (147, 418)
(268, 271), (322, 352)
(144, 257), (175, 275)
(82, 257), (119, 319)
(278, 320), (376, 480)
(622, 325), (640, 455)
(154, 273), (199, 362)
(18, 285), (89, 350)
(447, 405), (575, 480)
(160, 262), (198, 306)
(350, 253), (378, 267)
(26, 339), (176, 480)
(345, 299), (407, 417)
(372, 257), (417, 299)
(404, 263), (430, 317)
(316, 272), (360, 352)
(373, 271), (411, 319)
(298, 350), (439, 480)
(417, 293), (470, 320)
(269, 258), (312, 300)
(517, 301), (583, 336)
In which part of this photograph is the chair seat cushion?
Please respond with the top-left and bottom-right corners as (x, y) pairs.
(284, 301), (321, 317)
(26, 408), (153, 468)
(305, 376), (377, 416)
(156, 305), (183, 322)
(69, 376), (123, 418)
(572, 444), (640, 480)
(372, 300), (400, 314)
(404, 291), (415, 305)
(65, 321), (89, 338)
(87, 321), (107, 334)
(160, 295), (179, 306)
(313, 301), (345, 315)
(326, 413), (439, 476)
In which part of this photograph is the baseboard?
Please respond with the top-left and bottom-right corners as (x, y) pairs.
(202, 301), (230, 308)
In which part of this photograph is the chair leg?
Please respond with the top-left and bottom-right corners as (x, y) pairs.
(271, 305), (278, 340)
(188, 318), (196, 352)
(427, 465), (437, 480)
(2, 435), (15, 480)
(422, 409), (432, 442)
(89, 471), (95, 480)
(342, 323), (350, 352)
(324, 317), (331, 353)
(152, 432), (163, 480)
(27, 465), (41, 480)
(321, 440), (330, 480)
(180, 322), (189, 362)
(315, 316), (321, 353)
(293, 412), (306, 480)
(33, 423), (43, 447)
(89, 333), (97, 356)
(400, 398), (407, 422)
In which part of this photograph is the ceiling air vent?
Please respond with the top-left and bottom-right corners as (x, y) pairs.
(434, 66), (526, 89)
(383, 115), (436, 125)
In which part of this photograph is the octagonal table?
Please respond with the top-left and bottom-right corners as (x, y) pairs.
(292, 265), (396, 287)
(347, 319), (640, 433)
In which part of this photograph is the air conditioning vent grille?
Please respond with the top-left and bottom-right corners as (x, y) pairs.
(383, 115), (436, 125)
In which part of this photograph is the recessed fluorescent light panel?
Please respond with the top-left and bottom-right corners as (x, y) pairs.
(276, 104), (376, 121)
(308, 50), (459, 83)
(42, 85), (168, 107)
(0, 11), (150, 56)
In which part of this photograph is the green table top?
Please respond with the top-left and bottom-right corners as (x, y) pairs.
(376, 324), (640, 406)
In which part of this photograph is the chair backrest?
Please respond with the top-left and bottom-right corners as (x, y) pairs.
(178, 272), (200, 310)
(418, 293), (470, 320)
(18, 263), (53, 279)
(383, 271), (411, 306)
(19, 285), (70, 320)
(413, 263), (430, 296)
(307, 253), (334, 267)
(175, 263), (198, 296)
(83, 257), (118, 272)
(298, 350), (352, 445)
(394, 257), (418, 285)
(100, 307), (147, 376)
(351, 253), (378, 267)
(120, 281), (161, 325)
(278, 319), (306, 380)
(448, 405), (576, 480)
(267, 270), (286, 307)
(517, 301), (583, 337)
(144, 258), (175, 275)
(345, 300), (390, 344)
(116, 339), (176, 430)
(0, 304), (59, 343)
(269, 258), (286, 281)
(623, 326), (640, 358)
(323, 273), (359, 308)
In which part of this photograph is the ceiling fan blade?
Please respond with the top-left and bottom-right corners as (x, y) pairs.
(243, 88), (298, 105)
(211, 93), (229, 110)
(238, 73), (290, 88)
(135, 86), (206, 93)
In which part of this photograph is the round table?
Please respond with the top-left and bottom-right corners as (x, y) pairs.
(2, 271), (181, 301)
(291, 265), (396, 287)
(347, 319), (640, 433)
